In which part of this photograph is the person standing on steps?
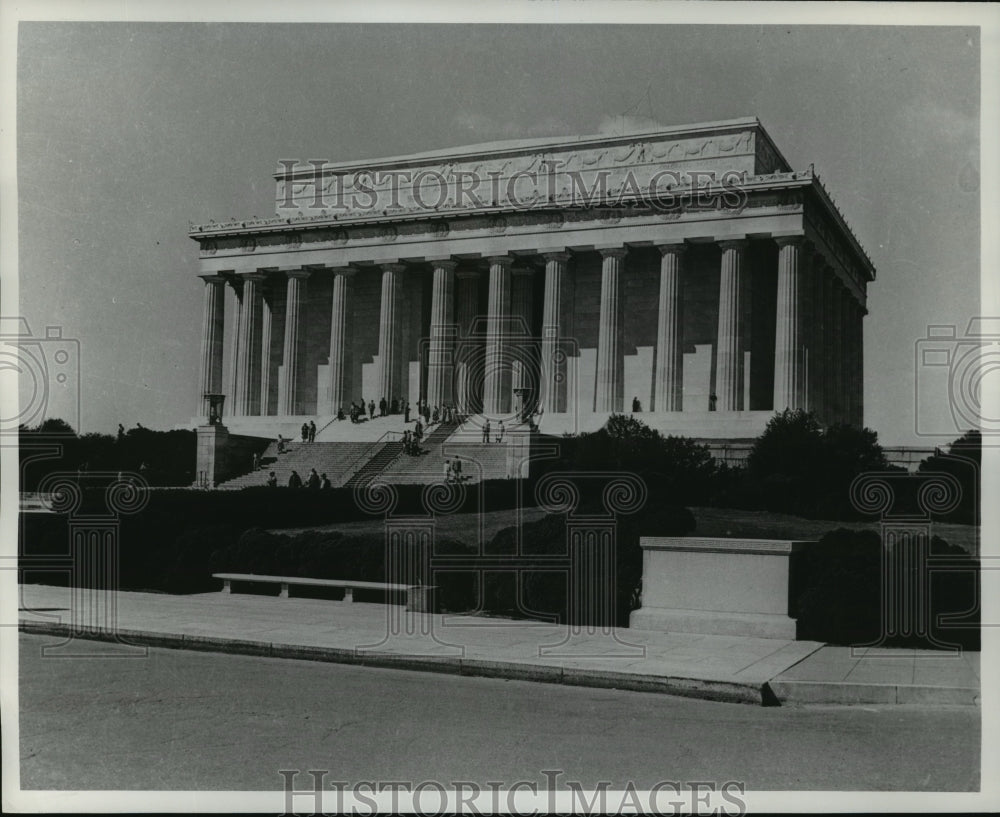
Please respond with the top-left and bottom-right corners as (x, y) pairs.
(320, 472), (331, 490)
(404, 402), (411, 423)
(266, 471), (278, 487)
(309, 420), (316, 442)
(369, 399), (375, 420)
(307, 468), (320, 489)
(482, 419), (491, 444)
(288, 470), (302, 489)
(301, 422), (309, 442)
(496, 420), (505, 444)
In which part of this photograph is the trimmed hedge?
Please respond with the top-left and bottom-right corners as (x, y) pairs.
(792, 528), (979, 650)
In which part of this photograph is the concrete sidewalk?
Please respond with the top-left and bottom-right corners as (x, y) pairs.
(15, 583), (979, 707)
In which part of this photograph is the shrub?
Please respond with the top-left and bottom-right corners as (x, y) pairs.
(793, 528), (979, 649)
(744, 409), (893, 519)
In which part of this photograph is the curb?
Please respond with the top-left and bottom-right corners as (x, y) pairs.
(19, 619), (766, 706)
(766, 679), (980, 706)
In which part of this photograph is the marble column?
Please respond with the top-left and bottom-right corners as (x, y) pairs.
(455, 270), (481, 414)
(197, 275), (226, 418)
(540, 252), (571, 413)
(653, 243), (685, 412)
(377, 263), (405, 408)
(810, 252), (826, 419)
(259, 274), (276, 416)
(510, 263), (535, 413)
(857, 302), (866, 427)
(830, 277), (846, 424)
(226, 276), (243, 415)
(847, 295), (861, 427)
(595, 247), (627, 413)
(715, 240), (747, 412)
(821, 269), (836, 424)
(234, 272), (265, 417)
(426, 259), (457, 412)
(279, 269), (310, 416)
(773, 237), (806, 411)
(483, 256), (513, 416)
(327, 266), (356, 415)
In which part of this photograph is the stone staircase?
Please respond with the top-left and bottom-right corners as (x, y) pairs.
(379, 422), (512, 484)
(218, 441), (375, 489)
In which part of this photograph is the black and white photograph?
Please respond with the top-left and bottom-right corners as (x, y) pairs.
(2, 1), (998, 812)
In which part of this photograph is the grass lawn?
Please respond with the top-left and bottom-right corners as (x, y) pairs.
(271, 504), (979, 555)
(270, 506), (550, 545)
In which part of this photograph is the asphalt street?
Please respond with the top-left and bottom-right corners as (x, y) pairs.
(18, 634), (979, 792)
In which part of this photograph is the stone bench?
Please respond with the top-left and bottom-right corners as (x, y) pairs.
(212, 573), (435, 612)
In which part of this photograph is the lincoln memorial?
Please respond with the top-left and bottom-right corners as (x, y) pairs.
(189, 117), (874, 484)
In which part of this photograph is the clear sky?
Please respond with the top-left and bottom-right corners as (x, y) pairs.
(15, 21), (981, 446)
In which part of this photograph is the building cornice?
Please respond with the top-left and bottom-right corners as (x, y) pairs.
(271, 117), (765, 179)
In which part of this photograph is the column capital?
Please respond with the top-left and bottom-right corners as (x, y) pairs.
(331, 265), (358, 277)
(285, 269), (312, 280)
(199, 273), (227, 284)
(597, 246), (628, 260)
(774, 234), (807, 250)
(717, 238), (749, 252)
(541, 251), (572, 264)
(428, 258), (459, 271)
(238, 270), (269, 282)
(485, 255), (515, 268)
(379, 262), (407, 274)
(655, 242), (688, 256)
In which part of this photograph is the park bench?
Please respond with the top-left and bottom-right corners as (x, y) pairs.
(212, 573), (435, 612)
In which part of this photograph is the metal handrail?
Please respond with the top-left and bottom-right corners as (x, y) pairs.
(341, 430), (404, 484)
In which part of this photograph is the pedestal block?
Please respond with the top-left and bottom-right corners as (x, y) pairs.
(629, 537), (815, 639)
(196, 423), (230, 488)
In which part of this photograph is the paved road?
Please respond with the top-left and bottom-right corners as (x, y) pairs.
(19, 634), (979, 791)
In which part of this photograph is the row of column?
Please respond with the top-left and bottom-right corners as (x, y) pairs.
(198, 238), (865, 424)
(771, 237), (865, 425)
